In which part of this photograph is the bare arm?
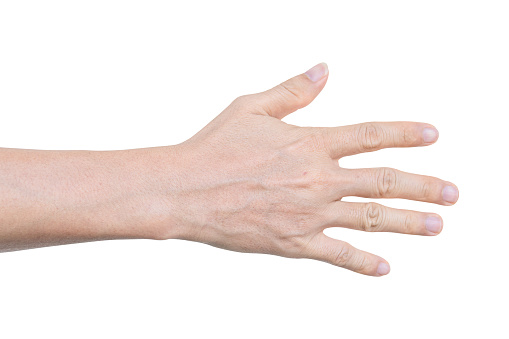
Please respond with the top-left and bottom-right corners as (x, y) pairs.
(0, 63), (458, 276)
(0, 146), (184, 252)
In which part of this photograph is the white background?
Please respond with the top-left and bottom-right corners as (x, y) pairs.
(0, 1), (507, 338)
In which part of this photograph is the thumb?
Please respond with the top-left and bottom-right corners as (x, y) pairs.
(254, 63), (329, 119)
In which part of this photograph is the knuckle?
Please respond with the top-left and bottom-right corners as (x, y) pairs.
(421, 181), (432, 199)
(275, 223), (325, 259)
(362, 202), (386, 232)
(420, 180), (437, 201)
(232, 94), (249, 107)
(306, 168), (332, 189)
(356, 255), (370, 273)
(334, 244), (352, 266)
(357, 123), (384, 151)
(403, 126), (418, 144)
(375, 167), (398, 198)
(286, 131), (327, 156)
(403, 213), (415, 234)
(279, 235), (307, 257)
(299, 133), (326, 152)
(230, 94), (258, 113)
(276, 83), (306, 107)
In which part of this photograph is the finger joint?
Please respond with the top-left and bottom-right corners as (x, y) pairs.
(403, 213), (414, 234)
(357, 123), (383, 151)
(420, 180), (437, 201)
(375, 167), (398, 198)
(276, 83), (306, 109)
(334, 245), (352, 267)
(363, 202), (386, 232)
(403, 126), (418, 145)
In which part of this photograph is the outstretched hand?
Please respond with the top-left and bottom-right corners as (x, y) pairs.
(160, 63), (458, 276)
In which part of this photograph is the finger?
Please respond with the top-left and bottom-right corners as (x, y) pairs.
(341, 167), (460, 205)
(306, 232), (390, 276)
(325, 201), (443, 235)
(252, 63), (329, 119)
(320, 121), (439, 159)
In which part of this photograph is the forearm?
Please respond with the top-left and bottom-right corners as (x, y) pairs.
(0, 146), (183, 252)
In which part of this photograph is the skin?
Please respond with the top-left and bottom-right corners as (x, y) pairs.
(0, 63), (458, 276)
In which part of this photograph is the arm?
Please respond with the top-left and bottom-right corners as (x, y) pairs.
(0, 146), (184, 251)
(0, 63), (458, 276)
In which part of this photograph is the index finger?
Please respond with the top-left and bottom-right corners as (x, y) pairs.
(320, 121), (439, 159)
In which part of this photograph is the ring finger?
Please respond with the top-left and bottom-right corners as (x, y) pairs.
(325, 201), (443, 235)
(339, 167), (459, 206)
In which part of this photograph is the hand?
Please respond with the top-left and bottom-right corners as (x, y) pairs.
(160, 63), (459, 276)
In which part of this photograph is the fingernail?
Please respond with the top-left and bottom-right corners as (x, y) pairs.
(305, 63), (328, 82)
(422, 127), (438, 143)
(425, 216), (442, 234)
(377, 262), (390, 276)
(442, 185), (459, 204)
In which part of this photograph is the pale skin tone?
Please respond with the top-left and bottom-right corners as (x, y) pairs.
(0, 63), (458, 276)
